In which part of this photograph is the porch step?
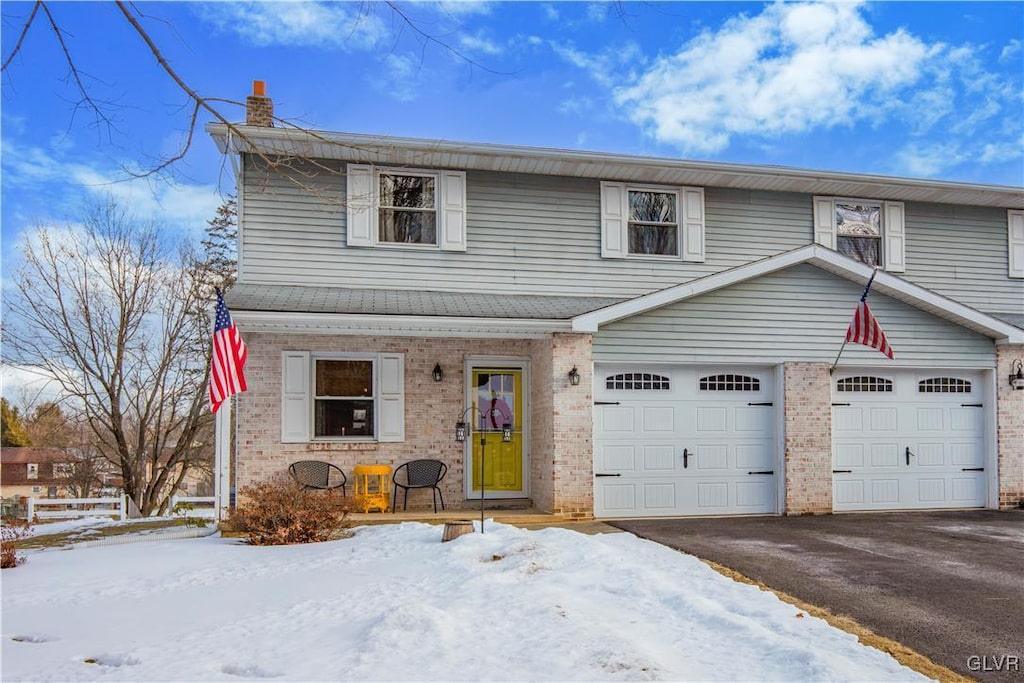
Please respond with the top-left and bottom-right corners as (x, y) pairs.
(349, 507), (571, 526)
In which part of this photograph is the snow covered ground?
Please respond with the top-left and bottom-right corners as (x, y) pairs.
(2, 521), (928, 681)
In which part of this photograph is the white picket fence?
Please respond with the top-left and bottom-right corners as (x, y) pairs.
(25, 495), (218, 521)
(26, 496), (129, 521)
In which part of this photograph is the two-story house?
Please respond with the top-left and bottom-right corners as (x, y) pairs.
(207, 83), (1023, 519)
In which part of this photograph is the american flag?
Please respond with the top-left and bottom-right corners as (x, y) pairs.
(846, 300), (894, 359)
(209, 289), (247, 413)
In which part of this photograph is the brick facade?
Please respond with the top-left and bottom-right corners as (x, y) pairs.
(235, 332), (593, 516)
(783, 363), (833, 514)
(996, 344), (1024, 509)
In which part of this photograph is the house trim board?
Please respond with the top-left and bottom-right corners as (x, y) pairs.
(231, 311), (573, 338)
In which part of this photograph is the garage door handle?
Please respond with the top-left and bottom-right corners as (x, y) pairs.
(747, 402), (773, 406)
(905, 447), (915, 466)
(833, 469), (852, 474)
(960, 403), (983, 408)
(962, 467), (984, 472)
(682, 448), (692, 469)
(594, 401), (620, 406)
(595, 473), (622, 477)
(748, 471), (774, 475)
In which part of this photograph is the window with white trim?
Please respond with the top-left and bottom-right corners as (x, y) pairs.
(700, 374), (760, 391)
(281, 352), (405, 443)
(814, 196), (905, 272)
(606, 372), (670, 390)
(27, 463), (38, 479)
(601, 182), (705, 261)
(347, 164), (466, 251)
(53, 463), (74, 477)
(314, 359), (375, 438)
(918, 377), (972, 393)
(1009, 209), (1024, 278)
(836, 376), (893, 392)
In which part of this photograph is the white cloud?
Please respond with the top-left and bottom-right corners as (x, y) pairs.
(459, 32), (503, 56)
(435, 1), (493, 17)
(0, 364), (68, 405)
(999, 39), (1022, 63)
(371, 53), (425, 103)
(541, 4), (559, 22)
(195, 2), (388, 50)
(586, 3), (608, 23)
(551, 0), (1023, 177)
(1, 140), (223, 234)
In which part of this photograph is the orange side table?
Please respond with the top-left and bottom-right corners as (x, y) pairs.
(353, 464), (392, 513)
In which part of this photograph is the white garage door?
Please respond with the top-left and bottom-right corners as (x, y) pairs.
(832, 371), (986, 511)
(594, 366), (777, 518)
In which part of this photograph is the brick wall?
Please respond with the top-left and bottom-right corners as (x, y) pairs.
(783, 362), (833, 514)
(996, 344), (1024, 509)
(236, 332), (577, 511)
(548, 333), (594, 519)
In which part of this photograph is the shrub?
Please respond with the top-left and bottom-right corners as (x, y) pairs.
(1, 518), (33, 569)
(229, 480), (351, 545)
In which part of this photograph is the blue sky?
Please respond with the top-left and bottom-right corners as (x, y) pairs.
(2, 0), (1023, 266)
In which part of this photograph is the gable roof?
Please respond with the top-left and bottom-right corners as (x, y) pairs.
(207, 124), (1024, 210)
(1, 447), (72, 465)
(572, 245), (1024, 344)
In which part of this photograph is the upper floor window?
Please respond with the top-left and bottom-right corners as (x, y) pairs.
(602, 182), (705, 262)
(836, 202), (881, 266)
(628, 190), (678, 256)
(27, 463), (38, 479)
(1009, 209), (1024, 279)
(53, 463), (74, 477)
(379, 173), (437, 245)
(814, 196), (905, 272)
(347, 164), (466, 252)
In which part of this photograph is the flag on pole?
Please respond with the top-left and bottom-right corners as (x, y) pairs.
(845, 297), (895, 360)
(209, 289), (247, 413)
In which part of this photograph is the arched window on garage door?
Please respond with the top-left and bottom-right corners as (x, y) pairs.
(918, 377), (972, 393)
(699, 374), (760, 391)
(836, 376), (893, 392)
(605, 372), (670, 390)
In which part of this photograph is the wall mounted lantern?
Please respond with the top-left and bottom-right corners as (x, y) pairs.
(432, 363), (444, 382)
(455, 420), (468, 442)
(568, 366), (581, 386)
(501, 423), (512, 442)
(1011, 359), (1024, 390)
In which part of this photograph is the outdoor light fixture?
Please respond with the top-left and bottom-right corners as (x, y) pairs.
(568, 366), (581, 386)
(1011, 359), (1024, 390)
(432, 363), (443, 382)
(502, 423), (512, 442)
(455, 420), (468, 442)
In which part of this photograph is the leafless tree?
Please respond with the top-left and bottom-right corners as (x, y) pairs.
(1, 1), (502, 195)
(5, 200), (214, 516)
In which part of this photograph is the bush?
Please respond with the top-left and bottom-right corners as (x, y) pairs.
(1, 518), (33, 569)
(229, 480), (351, 545)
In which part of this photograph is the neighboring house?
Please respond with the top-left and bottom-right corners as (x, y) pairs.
(205, 83), (1024, 519)
(1, 448), (78, 500)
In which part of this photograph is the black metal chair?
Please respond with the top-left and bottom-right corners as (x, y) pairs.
(392, 459), (447, 513)
(288, 460), (347, 497)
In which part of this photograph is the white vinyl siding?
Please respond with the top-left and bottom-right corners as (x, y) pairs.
(346, 163), (465, 251)
(600, 182), (704, 262)
(280, 351), (404, 443)
(239, 161), (1021, 321)
(593, 264), (996, 368)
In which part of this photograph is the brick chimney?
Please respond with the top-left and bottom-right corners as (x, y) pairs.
(245, 80), (274, 127)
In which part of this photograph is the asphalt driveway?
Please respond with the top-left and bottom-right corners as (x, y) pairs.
(611, 510), (1024, 682)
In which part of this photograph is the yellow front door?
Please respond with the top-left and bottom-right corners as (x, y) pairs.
(470, 369), (523, 495)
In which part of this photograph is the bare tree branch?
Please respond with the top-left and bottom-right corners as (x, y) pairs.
(1, 0), (42, 72)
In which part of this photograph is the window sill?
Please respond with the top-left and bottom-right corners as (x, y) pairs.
(307, 441), (379, 452)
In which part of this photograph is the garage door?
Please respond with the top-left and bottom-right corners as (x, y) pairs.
(594, 366), (777, 518)
(832, 372), (986, 511)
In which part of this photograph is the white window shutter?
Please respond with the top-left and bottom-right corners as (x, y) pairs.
(600, 182), (627, 258)
(1009, 210), (1024, 279)
(439, 171), (468, 252)
(377, 353), (405, 442)
(813, 196), (836, 249)
(346, 164), (375, 247)
(281, 352), (310, 443)
(883, 201), (906, 273)
(681, 187), (705, 262)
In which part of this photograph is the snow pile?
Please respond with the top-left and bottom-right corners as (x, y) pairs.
(1, 522), (927, 681)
